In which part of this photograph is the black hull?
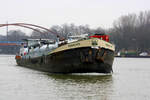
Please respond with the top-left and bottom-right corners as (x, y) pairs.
(16, 47), (114, 73)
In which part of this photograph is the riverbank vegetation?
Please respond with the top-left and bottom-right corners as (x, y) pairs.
(0, 10), (150, 54)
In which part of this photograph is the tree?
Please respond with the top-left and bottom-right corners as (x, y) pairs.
(8, 30), (28, 41)
(110, 10), (150, 52)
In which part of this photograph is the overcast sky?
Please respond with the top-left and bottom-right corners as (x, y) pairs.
(0, 0), (150, 35)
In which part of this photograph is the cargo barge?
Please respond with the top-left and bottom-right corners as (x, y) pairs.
(15, 34), (115, 73)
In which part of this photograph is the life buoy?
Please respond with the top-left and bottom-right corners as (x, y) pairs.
(15, 55), (21, 59)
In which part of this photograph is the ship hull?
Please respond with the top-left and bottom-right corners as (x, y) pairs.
(16, 47), (114, 73)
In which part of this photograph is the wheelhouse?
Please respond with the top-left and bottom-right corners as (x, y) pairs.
(89, 33), (109, 42)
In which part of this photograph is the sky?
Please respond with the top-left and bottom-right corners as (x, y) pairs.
(0, 0), (150, 35)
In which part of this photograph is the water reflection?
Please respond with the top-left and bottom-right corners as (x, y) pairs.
(1, 56), (150, 100)
(45, 73), (114, 100)
(47, 73), (112, 83)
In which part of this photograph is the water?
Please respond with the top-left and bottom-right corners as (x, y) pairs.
(0, 55), (150, 100)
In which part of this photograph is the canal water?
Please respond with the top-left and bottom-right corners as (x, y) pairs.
(0, 55), (150, 100)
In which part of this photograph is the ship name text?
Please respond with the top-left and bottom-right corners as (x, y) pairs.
(68, 43), (80, 47)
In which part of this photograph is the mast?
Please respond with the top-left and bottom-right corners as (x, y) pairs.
(6, 21), (8, 43)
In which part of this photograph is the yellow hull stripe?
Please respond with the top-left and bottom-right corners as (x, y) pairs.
(48, 38), (115, 54)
